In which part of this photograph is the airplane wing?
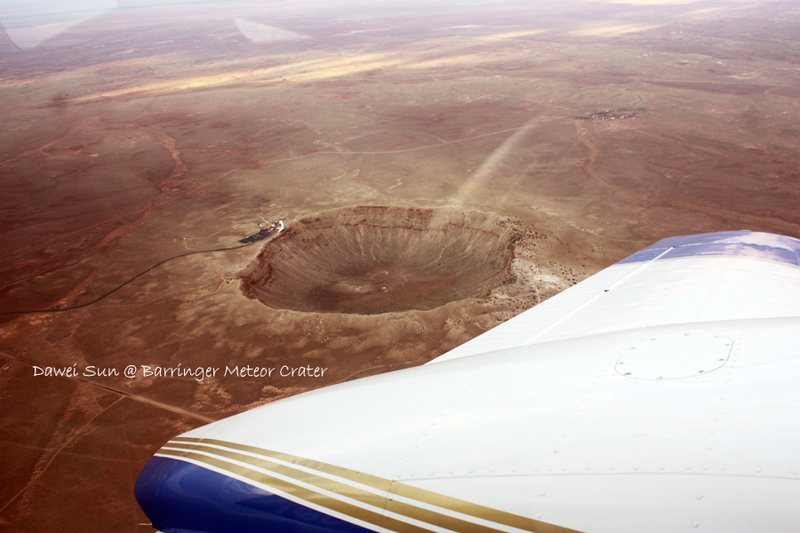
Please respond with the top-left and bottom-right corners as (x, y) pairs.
(431, 230), (800, 363)
(135, 230), (800, 533)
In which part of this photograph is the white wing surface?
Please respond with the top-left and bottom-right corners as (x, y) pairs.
(431, 231), (800, 363)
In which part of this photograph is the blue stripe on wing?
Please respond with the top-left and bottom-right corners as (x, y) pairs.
(135, 456), (374, 533)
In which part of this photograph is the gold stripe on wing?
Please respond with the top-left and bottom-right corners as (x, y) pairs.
(167, 437), (584, 533)
(387, 482), (582, 533)
(172, 436), (394, 491)
(162, 441), (513, 533)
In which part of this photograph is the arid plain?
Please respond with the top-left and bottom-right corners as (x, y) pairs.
(1, 0), (800, 530)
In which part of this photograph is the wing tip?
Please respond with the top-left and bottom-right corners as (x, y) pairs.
(618, 230), (800, 267)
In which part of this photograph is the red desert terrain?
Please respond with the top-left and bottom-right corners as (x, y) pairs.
(1, 0), (799, 530)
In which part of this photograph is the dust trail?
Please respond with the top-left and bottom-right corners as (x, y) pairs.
(452, 116), (540, 206)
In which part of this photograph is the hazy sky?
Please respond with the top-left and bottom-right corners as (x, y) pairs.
(1, 0), (117, 18)
(0, 0), (785, 49)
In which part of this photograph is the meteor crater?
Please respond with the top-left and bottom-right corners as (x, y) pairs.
(239, 206), (517, 315)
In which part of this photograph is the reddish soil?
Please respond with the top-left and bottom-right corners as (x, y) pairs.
(1, 1), (799, 531)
